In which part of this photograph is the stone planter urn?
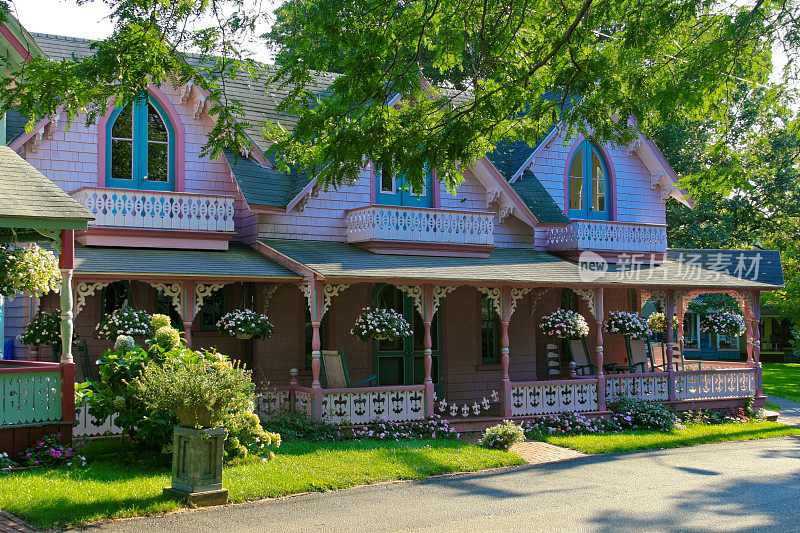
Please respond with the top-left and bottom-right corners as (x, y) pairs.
(163, 426), (228, 507)
(235, 332), (253, 340)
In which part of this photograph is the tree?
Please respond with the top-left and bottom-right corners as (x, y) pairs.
(1, 0), (798, 193)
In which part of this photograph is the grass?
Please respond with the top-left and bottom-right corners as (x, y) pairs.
(764, 401), (783, 412)
(533, 421), (800, 454)
(762, 363), (800, 403)
(0, 438), (522, 530)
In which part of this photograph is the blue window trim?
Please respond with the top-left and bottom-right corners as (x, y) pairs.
(375, 163), (433, 207)
(105, 95), (176, 191)
(568, 140), (610, 220)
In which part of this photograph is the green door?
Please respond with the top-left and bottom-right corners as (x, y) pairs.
(373, 284), (442, 395)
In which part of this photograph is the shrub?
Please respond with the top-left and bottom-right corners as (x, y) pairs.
(153, 326), (181, 350)
(151, 314), (171, 331)
(261, 409), (340, 442)
(96, 305), (153, 340)
(217, 309), (274, 339)
(479, 420), (524, 450)
(540, 308), (589, 339)
(522, 412), (606, 438)
(0, 452), (17, 471)
(19, 310), (62, 346)
(336, 415), (460, 441)
(114, 334), (135, 352)
(21, 434), (87, 468)
(607, 396), (676, 432)
(224, 411), (281, 461)
(679, 406), (751, 425)
(351, 307), (413, 342)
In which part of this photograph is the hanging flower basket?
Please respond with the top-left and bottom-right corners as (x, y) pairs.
(351, 307), (412, 342)
(701, 312), (746, 337)
(217, 309), (274, 340)
(0, 244), (61, 298)
(19, 311), (62, 346)
(646, 312), (680, 334)
(96, 305), (153, 341)
(539, 309), (589, 339)
(604, 311), (652, 339)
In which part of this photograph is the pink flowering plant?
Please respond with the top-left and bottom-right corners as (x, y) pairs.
(539, 308), (589, 338)
(0, 451), (17, 471)
(351, 307), (412, 342)
(22, 434), (87, 468)
(604, 311), (652, 339)
(701, 311), (746, 337)
(478, 420), (524, 450)
(96, 305), (153, 340)
(217, 309), (274, 339)
(0, 243), (61, 298)
(19, 310), (62, 346)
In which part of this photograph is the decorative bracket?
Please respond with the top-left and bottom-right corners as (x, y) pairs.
(398, 285), (425, 318)
(477, 287), (502, 318)
(529, 287), (551, 316)
(27, 132), (42, 154)
(640, 290), (666, 308)
(149, 282), (183, 319)
(73, 281), (110, 317)
(509, 288), (532, 317)
(485, 188), (500, 208)
(323, 284), (350, 316)
(626, 138), (642, 157)
(262, 284), (278, 313)
(180, 81), (195, 104)
(571, 288), (596, 319)
(497, 202), (514, 223)
(195, 283), (227, 319)
(432, 286), (456, 315)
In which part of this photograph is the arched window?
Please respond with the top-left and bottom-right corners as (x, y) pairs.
(568, 140), (610, 220)
(106, 95), (175, 191)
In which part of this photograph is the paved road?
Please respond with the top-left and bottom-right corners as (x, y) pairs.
(769, 395), (800, 427)
(78, 436), (800, 533)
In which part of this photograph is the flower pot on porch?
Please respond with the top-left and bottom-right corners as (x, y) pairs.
(163, 426), (228, 507)
(235, 332), (254, 340)
(373, 334), (391, 341)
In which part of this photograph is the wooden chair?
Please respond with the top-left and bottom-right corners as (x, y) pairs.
(546, 344), (561, 379)
(649, 341), (702, 371)
(614, 338), (651, 373)
(567, 339), (596, 376)
(320, 349), (377, 388)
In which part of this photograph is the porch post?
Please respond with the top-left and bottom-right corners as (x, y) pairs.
(595, 288), (606, 412)
(500, 287), (512, 418)
(676, 294), (686, 355)
(665, 289), (677, 402)
(752, 292), (763, 396)
(182, 281), (196, 349)
(308, 280), (324, 419)
(422, 284), (435, 417)
(58, 230), (74, 364)
(744, 297), (754, 366)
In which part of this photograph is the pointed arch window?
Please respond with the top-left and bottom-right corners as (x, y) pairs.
(568, 140), (610, 220)
(106, 95), (175, 191)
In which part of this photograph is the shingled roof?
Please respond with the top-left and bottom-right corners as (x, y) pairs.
(0, 146), (92, 234)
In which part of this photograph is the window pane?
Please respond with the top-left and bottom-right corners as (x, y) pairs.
(147, 103), (168, 142)
(378, 356), (404, 386)
(102, 281), (130, 318)
(112, 105), (132, 139)
(569, 147), (584, 211)
(200, 291), (225, 330)
(481, 298), (499, 364)
(146, 142), (168, 182)
(111, 139), (133, 180)
(592, 149), (606, 212)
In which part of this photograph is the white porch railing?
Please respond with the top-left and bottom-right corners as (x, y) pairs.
(605, 372), (670, 402)
(546, 220), (668, 253)
(71, 187), (235, 232)
(346, 205), (494, 245)
(673, 369), (756, 401)
(509, 379), (599, 416)
(321, 385), (427, 424)
(73, 407), (122, 437)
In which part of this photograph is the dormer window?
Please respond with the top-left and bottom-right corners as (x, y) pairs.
(375, 164), (433, 208)
(568, 140), (610, 220)
(106, 95), (175, 191)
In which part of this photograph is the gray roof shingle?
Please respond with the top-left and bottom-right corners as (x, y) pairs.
(511, 170), (568, 224)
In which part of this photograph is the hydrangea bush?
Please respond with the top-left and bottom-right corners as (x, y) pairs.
(604, 311), (652, 339)
(539, 308), (589, 338)
(217, 309), (275, 340)
(351, 307), (413, 342)
(114, 334), (136, 352)
(96, 305), (153, 340)
(151, 314), (171, 331)
(478, 420), (525, 450)
(154, 326), (181, 350)
(19, 310), (62, 346)
(0, 244), (61, 298)
(646, 312), (680, 334)
(700, 311), (746, 337)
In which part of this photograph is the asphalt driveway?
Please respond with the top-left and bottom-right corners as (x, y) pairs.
(77, 436), (800, 532)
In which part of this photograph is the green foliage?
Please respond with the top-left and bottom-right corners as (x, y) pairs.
(261, 410), (340, 442)
(19, 311), (62, 346)
(223, 411), (281, 462)
(0, 244), (61, 298)
(478, 420), (525, 450)
(606, 397), (676, 432)
(217, 309), (275, 339)
(20, 434), (87, 468)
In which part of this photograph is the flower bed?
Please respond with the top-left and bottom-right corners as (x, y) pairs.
(604, 311), (652, 339)
(539, 308), (589, 338)
(351, 307), (413, 342)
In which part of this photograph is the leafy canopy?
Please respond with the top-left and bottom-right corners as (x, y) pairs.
(0, 0), (797, 193)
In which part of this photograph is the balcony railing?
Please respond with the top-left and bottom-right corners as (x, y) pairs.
(346, 205), (494, 246)
(546, 220), (668, 253)
(71, 187), (235, 233)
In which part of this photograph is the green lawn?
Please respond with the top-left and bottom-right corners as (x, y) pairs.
(764, 401), (783, 412)
(762, 363), (800, 403)
(532, 421), (800, 454)
(0, 439), (523, 530)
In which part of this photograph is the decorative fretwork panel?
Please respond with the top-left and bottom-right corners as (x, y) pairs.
(673, 370), (756, 401)
(547, 220), (668, 253)
(605, 373), (670, 402)
(254, 390), (292, 420)
(294, 390), (315, 417)
(347, 205), (494, 245)
(0, 371), (62, 425)
(321, 388), (426, 424)
(509, 381), (598, 416)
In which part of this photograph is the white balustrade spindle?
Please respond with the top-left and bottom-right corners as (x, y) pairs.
(347, 206), (494, 246)
(509, 380), (598, 416)
(546, 221), (667, 253)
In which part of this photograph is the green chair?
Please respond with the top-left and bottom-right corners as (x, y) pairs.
(567, 339), (596, 376)
(320, 349), (377, 388)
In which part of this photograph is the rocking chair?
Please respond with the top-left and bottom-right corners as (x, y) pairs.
(649, 341), (702, 371)
(613, 338), (651, 373)
(567, 339), (596, 376)
(320, 349), (378, 389)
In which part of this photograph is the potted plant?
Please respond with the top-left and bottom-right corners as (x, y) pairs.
(701, 311), (746, 337)
(134, 349), (258, 506)
(217, 309), (274, 340)
(604, 311), (652, 339)
(96, 305), (154, 341)
(351, 307), (413, 342)
(539, 308), (589, 339)
(19, 310), (62, 359)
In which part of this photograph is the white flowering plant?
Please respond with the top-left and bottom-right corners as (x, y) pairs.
(604, 311), (652, 339)
(96, 305), (153, 340)
(217, 309), (274, 340)
(701, 312), (746, 337)
(539, 308), (589, 339)
(0, 243), (60, 298)
(646, 312), (680, 334)
(351, 307), (412, 342)
(19, 310), (62, 346)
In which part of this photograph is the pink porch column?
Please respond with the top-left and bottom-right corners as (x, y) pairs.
(182, 281), (196, 349)
(744, 298), (754, 366)
(752, 292), (763, 395)
(665, 290), (677, 402)
(422, 285), (435, 417)
(307, 280), (324, 419)
(500, 287), (513, 418)
(595, 288), (606, 412)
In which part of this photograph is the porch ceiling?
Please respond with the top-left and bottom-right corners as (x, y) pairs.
(72, 242), (302, 280)
(259, 238), (784, 290)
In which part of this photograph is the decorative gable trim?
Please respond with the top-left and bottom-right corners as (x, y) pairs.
(10, 111), (62, 155)
(474, 158), (539, 227)
(508, 125), (563, 184)
(628, 133), (690, 207)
